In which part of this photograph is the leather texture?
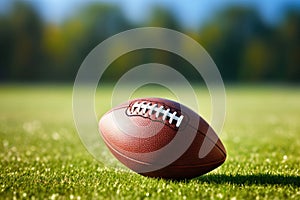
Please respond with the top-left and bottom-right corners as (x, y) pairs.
(99, 97), (226, 179)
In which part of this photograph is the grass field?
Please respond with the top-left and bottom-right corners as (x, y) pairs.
(0, 84), (299, 199)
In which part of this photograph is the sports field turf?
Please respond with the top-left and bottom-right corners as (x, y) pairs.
(0, 84), (299, 199)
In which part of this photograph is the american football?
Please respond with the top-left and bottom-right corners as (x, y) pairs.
(99, 97), (226, 179)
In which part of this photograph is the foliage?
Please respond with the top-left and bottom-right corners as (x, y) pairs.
(0, 2), (299, 82)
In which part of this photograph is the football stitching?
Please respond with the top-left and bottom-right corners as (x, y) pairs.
(126, 100), (226, 157)
(129, 101), (184, 127)
(107, 100), (225, 157)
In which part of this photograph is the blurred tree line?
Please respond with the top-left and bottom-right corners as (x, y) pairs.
(0, 1), (299, 83)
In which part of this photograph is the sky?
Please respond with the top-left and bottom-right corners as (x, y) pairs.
(1, 0), (300, 29)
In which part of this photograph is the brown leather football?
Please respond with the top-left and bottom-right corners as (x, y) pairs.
(99, 97), (226, 179)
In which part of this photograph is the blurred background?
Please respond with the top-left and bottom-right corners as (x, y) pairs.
(0, 0), (299, 83)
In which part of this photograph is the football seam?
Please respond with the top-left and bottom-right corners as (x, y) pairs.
(188, 124), (227, 157)
(127, 100), (189, 129)
(124, 112), (189, 130)
(161, 157), (226, 168)
(129, 101), (185, 127)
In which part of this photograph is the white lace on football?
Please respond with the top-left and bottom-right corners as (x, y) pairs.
(131, 101), (184, 127)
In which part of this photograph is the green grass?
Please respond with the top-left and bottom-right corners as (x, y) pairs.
(0, 84), (299, 199)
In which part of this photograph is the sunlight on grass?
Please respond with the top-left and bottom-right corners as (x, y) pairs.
(0, 84), (299, 199)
